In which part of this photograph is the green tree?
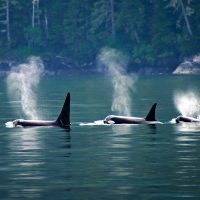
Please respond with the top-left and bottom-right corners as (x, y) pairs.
(44, 0), (66, 51)
(0, 0), (18, 45)
(63, 0), (94, 62)
(151, 1), (178, 59)
(90, 0), (117, 42)
(166, 0), (193, 36)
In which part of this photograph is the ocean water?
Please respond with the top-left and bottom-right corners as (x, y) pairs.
(0, 74), (200, 199)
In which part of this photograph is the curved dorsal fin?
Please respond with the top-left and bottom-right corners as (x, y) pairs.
(145, 103), (157, 121)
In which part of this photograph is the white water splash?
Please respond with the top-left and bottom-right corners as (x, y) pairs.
(173, 90), (200, 118)
(79, 120), (106, 126)
(98, 48), (136, 116)
(7, 56), (44, 119)
(5, 121), (15, 128)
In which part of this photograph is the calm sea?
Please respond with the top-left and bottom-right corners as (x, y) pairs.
(0, 74), (200, 199)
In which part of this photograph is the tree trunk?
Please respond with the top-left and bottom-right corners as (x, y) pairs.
(178, 0), (193, 36)
(134, 30), (140, 44)
(32, 1), (35, 27)
(44, 9), (48, 39)
(6, 0), (11, 43)
(109, 0), (115, 38)
(36, 0), (40, 26)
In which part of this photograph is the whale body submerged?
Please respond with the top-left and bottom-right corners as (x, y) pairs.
(174, 115), (200, 123)
(103, 103), (162, 125)
(6, 93), (70, 128)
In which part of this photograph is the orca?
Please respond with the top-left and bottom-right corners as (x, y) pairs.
(174, 115), (200, 123)
(7, 93), (70, 128)
(103, 103), (162, 124)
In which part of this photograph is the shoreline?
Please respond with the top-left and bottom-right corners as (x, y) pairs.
(1, 56), (200, 76)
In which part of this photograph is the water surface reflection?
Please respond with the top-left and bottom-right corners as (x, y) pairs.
(173, 126), (200, 199)
(175, 122), (200, 133)
(6, 127), (72, 199)
(8, 128), (45, 198)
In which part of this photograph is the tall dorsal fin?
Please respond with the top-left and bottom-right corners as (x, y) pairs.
(56, 93), (70, 127)
(145, 103), (157, 121)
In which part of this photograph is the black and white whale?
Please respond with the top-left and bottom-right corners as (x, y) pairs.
(174, 115), (200, 123)
(6, 93), (70, 128)
(103, 103), (162, 124)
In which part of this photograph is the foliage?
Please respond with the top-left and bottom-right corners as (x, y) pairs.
(24, 26), (43, 47)
(0, 0), (200, 68)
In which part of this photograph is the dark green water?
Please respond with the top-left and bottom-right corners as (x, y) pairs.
(0, 75), (200, 199)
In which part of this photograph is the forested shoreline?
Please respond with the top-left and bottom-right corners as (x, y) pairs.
(0, 0), (200, 73)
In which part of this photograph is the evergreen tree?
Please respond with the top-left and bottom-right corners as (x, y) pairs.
(0, 0), (200, 68)
(166, 0), (193, 36)
(0, 0), (17, 45)
(63, 0), (94, 62)
(151, 1), (178, 60)
(90, 0), (117, 43)
(115, 0), (145, 62)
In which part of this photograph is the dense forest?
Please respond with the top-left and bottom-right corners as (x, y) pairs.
(0, 0), (200, 70)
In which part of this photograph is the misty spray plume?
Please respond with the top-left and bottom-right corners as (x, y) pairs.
(7, 56), (44, 120)
(174, 90), (200, 118)
(98, 47), (136, 116)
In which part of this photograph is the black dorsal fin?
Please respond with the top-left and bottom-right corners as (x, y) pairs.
(145, 103), (157, 121)
(56, 93), (70, 127)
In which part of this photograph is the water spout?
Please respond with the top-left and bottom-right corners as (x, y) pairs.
(7, 56), (44, 119)
(98, 47), (137, 116)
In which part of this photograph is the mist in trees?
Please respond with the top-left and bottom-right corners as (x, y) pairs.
(0, 0), (200, 68)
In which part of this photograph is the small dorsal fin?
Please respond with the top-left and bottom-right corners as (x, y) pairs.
(56, 93), (70, 127)
(145, 103), (157, 121)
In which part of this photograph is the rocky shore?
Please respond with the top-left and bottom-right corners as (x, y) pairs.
(173, 54), (200, 75)
(0, 56), (96, 76)
(1, 54), (200, 76)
